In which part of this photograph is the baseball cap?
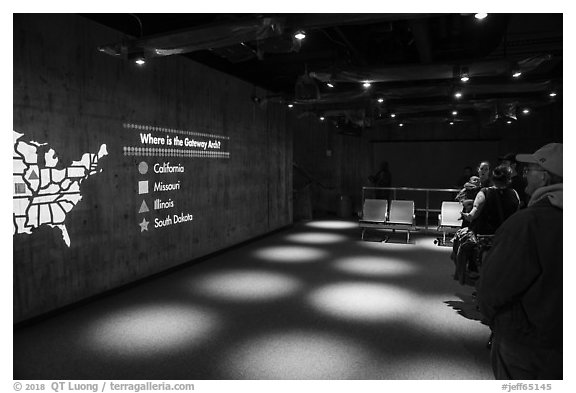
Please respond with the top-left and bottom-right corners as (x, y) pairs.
(516, 143), (562, 177)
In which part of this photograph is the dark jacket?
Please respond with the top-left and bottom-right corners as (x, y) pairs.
(477, 187), (562, 349)
(470, 187), (519, 235)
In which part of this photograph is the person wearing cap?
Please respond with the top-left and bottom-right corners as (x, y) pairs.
(476, 143), (563, 379)
(499, 152), (528, 208)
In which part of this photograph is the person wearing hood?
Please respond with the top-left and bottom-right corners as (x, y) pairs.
(476, 143), (563, 380)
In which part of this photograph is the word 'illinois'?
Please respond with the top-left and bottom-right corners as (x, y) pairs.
(154, 198), (174, 210)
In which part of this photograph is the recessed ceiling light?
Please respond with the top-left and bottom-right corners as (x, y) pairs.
(134, 57), (146, 66)
(390, 113), (396, 118)
(399, 123), (404, 127)
(452, 110), (458, 116)
(475, 13), (488, 20)
(363, 82), (371, 88)
(512, 71), (522, 78)
(549, 92), (557, 97)
(327, 83), (334, 88)
(522, 108), (530, 114)
(320, 116), (325, 121)
(288, 104), (294, 108)
(449, 122), (454, 125)
(506, 120), (512, 124)
(460, 75), (470, 82)
(294, 31), (306, 40)
(377, 98), (384, 103)
(454, 91), (462, 98)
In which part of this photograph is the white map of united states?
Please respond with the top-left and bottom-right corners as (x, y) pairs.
(13, 130), (108, 247)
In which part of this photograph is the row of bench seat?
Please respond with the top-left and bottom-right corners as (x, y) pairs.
(359, 199), (463, 244)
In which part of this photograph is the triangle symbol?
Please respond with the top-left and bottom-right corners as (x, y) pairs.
(139, 200), (149, 213)
(28, 169), (39, 180)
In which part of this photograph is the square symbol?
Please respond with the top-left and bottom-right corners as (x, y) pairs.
(15, 183), (26, 194)
(138, 181), (149, 195)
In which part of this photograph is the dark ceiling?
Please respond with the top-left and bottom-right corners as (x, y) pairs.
(82, 13), (563, 131)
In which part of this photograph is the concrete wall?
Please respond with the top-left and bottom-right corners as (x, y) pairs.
(13, 14), (292, 323)
(292, 115), (372, 218)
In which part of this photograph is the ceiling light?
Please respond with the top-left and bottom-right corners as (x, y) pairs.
(294, 31), (306, 40)
(454, 91), (462, 99)
(459, 66), (469, 82)
(363, 82), (371, 88)
(475, 13), (488, 20)
(133, 55), (146, 66)
(449, 122), (454, 125)
(288, 104), (294, 108)
(506, 120), (512, 124)
(452, 110), (458, 116)
(320, 116), (325, 121)
(377, 98), (384, 103)
(390, 113), (396, 118)
(522, 108), (530, 114)
(511, 62), (522, 78)
(327, 83), (334, 88)
(129, 50), (146, 66)
(399, 123), (404, 127)
(549, 92), (557, 97)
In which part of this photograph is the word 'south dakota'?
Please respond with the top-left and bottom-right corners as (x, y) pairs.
(155, 212), (194, 228)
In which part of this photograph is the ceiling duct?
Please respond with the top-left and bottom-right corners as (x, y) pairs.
(295, 70), (320, 100)
(310, 55), (552, 83)
(97, 16), (285, 59)
(490, 101), (518, 125)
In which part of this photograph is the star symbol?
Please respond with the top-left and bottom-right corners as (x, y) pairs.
(139, 217), (149, 232)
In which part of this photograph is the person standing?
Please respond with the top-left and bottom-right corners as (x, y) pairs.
(499, 152), (528, 208)
(369, 161), (392, 200)
(476, 143), (563, 379)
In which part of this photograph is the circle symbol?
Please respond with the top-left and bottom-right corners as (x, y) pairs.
(138, 162), (148, 174)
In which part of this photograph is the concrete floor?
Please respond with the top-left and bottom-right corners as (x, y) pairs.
(13, 219), (493, 380)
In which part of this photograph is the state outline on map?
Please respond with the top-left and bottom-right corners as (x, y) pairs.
(13, 130), (108, 247)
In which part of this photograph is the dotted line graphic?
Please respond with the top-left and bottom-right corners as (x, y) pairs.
(123, 123), (230, 140)
(123, 147), (230, 158)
